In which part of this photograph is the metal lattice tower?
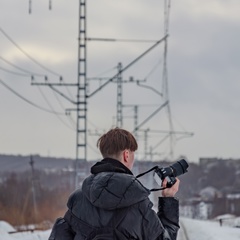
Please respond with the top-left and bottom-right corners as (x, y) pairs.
(162, 0), (174, 160)
(75, 0), (87, 188)
(116, 62), (123, 128)
(133, 105), (139, 141)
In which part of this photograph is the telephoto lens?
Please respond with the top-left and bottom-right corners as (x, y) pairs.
(154, 159), (189, 188)
(170, 159), (189, 177)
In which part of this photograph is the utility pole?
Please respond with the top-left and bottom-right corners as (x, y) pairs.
(116, 62), (123, 128)
(122, 104), (139, 140)
(29, 155), (38, 223)
(133, 105), (139, 141)
(162, 0), (174, 160)
(75, 0), (87, 189)
(143, 128), (150, 160)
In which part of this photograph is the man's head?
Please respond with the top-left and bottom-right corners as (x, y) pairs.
(97, 127), (138, 169)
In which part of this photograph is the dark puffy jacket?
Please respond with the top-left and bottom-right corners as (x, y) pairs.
(63, 158), (179, 239)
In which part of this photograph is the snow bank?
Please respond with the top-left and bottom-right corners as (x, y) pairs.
(0, 221), (51, 240)
(0, 221), (16, 240)
(10, 230), (51, 240)
(0, 221), (16, 233)
(180, 217), (240, 240)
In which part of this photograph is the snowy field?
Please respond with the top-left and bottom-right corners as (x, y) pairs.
(178, 217), (240, 240)
(1, 217), (240, 240)
(0, 221), (51, 240)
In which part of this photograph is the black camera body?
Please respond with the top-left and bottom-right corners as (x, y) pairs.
(154, 159), (189, 188)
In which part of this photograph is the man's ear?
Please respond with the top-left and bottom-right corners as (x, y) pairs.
(123, 150), (129, 163)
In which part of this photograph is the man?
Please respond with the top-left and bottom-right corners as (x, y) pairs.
(50, 127), (180, 240)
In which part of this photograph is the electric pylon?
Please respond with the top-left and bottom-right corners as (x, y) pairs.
(116, 62), (123, 128)
(162, 0), (175, 159)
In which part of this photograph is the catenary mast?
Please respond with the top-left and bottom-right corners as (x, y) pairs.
(162, 0), (175, 160)
(75, 0), (87, 188)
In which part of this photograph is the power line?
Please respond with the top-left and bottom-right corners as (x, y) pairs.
(0, 60), (76, 129)
(37, 86), (75, 130)
(51, 90), (76, 129)
(0, 33), (77, 124)
(0, 76), (76, 129)
(143, 58), (162, 81)
(0, 66), (31, 77)
(0, 55), (45, 77)
(0, 78), (64, 115)
(86, 37), (162, 43)
(133, 101), (169, 132)
(136, 80), (163, 97)
(87, 35), (168, 98)
(0, 27), (62, 78)
(0, 40), (74, 102)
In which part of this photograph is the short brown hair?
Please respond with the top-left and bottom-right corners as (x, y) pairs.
(97, 128), (138, 158)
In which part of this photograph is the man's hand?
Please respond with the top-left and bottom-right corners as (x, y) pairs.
(162, 178), (180, 197)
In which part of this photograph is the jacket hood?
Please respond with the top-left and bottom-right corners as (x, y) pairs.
(82, 158), (150, 210)
(90, 158), (133, 175)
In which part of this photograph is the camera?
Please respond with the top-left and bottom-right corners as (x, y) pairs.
(154, 159), (189, 188)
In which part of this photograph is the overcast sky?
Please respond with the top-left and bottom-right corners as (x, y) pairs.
(0, 0), (239, 164)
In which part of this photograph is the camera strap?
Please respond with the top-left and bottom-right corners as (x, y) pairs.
(136, 166), (158, 178)
(136, 166), (167, 192)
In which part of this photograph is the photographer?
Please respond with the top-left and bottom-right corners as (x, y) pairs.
(49, 127), (180, 240)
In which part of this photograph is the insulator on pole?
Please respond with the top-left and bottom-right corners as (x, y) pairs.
(29, 0), (32, 14)
(49, 0), (52, 10)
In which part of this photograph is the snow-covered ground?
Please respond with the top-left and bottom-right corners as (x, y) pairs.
(0, 221), (51, 240)
(178, 217), (240, 240)
(1, 217), (240, 240)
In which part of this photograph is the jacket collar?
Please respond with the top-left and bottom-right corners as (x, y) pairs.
(91, 157), (133, 175)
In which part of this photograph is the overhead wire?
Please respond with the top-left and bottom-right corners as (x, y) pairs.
(37, 86), (75, 130)
(0, 56), (45, 77)
(88, 65), (118, 79)
(0, 66), (31, 77)
(87, 65), (118, 93)
(0, 27), (76, 102)
(86, 37), (160, 43)
(0, 28), (78, 129)
(0, 64), (76, 129)
(143, 58), (162, 81)
(88, 35), (168, 98)
(0, 78), (64, 115)
(0, 27), (61, 77)
(51, 89), (76, 129)
(0, 60), (75, 128)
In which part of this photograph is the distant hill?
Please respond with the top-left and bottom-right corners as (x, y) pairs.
(0, 154), (79, 173)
